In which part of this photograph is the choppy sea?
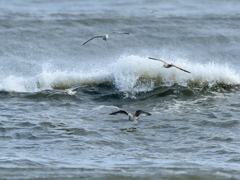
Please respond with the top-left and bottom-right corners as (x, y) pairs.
(1, 0), (240, 179)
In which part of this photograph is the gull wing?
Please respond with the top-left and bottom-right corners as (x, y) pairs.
(47, 90), (65, 97)
(82, 36), (103, 45)
(109, 110), (129, 116)
(47, 92), (61, 97)
(108, 31), (130, 36)
(172, 64), (191, 73)
(134, 110), (151, 117)
(148, 57), (168, 65)
(149, 57), (191, 73)
(69, 85), (82, 91)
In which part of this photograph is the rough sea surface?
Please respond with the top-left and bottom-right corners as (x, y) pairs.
(1, 0), (240, 179)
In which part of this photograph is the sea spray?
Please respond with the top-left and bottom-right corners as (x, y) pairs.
(1, 55), (240, 95)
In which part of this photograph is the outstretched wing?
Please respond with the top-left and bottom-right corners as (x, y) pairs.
(148, 57), (168, 65)
(149, 57), (191, 73)
(172, 64), (191, 73)
(134, 110), (151, 117)
(109, 110), (129, 116)
(108, 31), (130, 36)
(82, 36), (103, 45)
(69, 85), (82, 91)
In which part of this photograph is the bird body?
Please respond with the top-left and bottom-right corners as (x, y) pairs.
(82, 31), (130, 45)
(103, 34), (108, 41)
(65, 86), (81, 95)
(148, 57), (191, 73)
(65, 89), (76, 95)
(163, 63), (173, 68)
(110, 110), (151, 121)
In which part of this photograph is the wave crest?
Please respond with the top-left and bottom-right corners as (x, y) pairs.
(1, 55), (239, 96)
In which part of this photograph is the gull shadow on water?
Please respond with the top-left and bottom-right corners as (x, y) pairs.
(120, 127), (138, 132)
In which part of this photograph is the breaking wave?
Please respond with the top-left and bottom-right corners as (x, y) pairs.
(1, 55), (240, 97)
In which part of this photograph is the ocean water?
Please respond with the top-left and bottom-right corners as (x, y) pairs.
(1, 0), (240, 179)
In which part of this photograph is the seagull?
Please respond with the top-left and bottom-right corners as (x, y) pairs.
(47, 86), (81, 97)
(65, 85), (81, 95)
(148, 57), (191, 73)
(82, 31), (130, 45)
(109, 110), (151, 121)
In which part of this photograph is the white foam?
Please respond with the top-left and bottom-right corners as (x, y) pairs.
(0, 55), (240, 94)
(109, 55), (156, 97)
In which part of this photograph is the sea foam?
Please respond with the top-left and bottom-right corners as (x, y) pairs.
(0, 55), (240, 94)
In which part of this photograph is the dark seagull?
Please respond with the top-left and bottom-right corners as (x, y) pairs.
(82, 31), (130, 45)
(109, 110), (151, 121)
(148, 57), (191, 73)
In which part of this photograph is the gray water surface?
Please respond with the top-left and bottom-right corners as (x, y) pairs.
(0, 0), (240, 179)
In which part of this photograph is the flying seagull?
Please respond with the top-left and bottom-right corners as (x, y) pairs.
(47, 86), (81, 97)
(109, 110), (151, 121)
(148, 57), (191, 73)
(65, 85), (81, 95)
(82, 31), (130, 45)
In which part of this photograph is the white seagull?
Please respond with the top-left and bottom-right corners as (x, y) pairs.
(48, 86), (81, 97)
(65, 86), (81, 95)
(109, 110), (151, 121)
(148, 57), (191, 73)
(82, 31), (130, 45)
